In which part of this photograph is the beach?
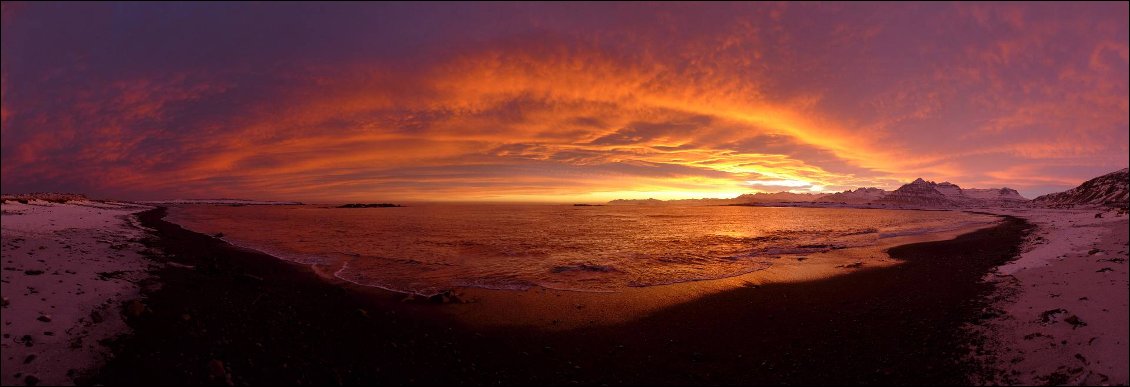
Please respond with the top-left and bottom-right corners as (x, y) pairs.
(970, 208), (1129, 385)
(88, 206), (1033, 385)
(5, 201), (1126, 385)
(4, 3), (1125, 385)
(0, 200), (153, 386)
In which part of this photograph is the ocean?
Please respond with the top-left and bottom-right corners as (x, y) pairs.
(166, 204), (997, 296)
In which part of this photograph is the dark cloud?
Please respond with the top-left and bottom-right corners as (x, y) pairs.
(1, 3), (1126, 200)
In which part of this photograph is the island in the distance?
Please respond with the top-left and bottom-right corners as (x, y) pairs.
(336, 203), (404, 208)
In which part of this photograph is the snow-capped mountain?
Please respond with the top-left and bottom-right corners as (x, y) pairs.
(816, 187), (888, 204)
(877, 178), (954, 207)
(877, 179), (1028, 208)
(934, 182), (963, 199)
(605, 176), (1045, 208)
(733, 192), (819, 203)
(607, 192), (819, 205)
(964, 188), (1027, 202)
(1032, 168), (1129, 208)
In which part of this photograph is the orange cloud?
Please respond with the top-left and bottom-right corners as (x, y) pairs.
(1, 3), (1126, 200)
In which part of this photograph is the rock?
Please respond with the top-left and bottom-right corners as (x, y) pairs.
(23, 355), (36, 364)
(36, 315), (51, 322)
(337, 203), (402, 208)
(1, 297), (9, 307)
(181, 314), (192, 321)
(96, 271), (127, 280)
(208, 359), (226, 378)
(24, 270), (44, 276)
(167, 262), (195, 270)
(124, 299), (146, 318)
(427, 290), (463, 304)
(356, 308), (369, 318)
(237, 273), (264, 283)
(90, 311), (104, 323)
(1039, 308), (1068, 324)
(835, 261), (864, 269)
(1065, 315), (1087, 329)
(208, 359), (233, 385)
(23, 375), (39, 386)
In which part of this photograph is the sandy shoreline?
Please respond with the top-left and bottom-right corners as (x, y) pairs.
(1, 200), (154, 386)
(441, 217), (1002, 330)
(969, 208), (1129, 385)
(89, 206), (1032, 385)
(7, 202), (1124, 385)
(163, 204), (1003, 330)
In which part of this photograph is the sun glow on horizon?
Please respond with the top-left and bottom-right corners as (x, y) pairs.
(1, 3), (1126, 201)
(746, 180), (814, 187)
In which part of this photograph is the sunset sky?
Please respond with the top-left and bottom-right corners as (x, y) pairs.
(2, 2), (1127, 202)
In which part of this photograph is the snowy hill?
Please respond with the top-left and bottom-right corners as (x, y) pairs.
(877, 178), (954, 207)
(964, 188), (1027, 202)
(816, 188), (887, 204)
(607, 192), (819, 206)
(1032, 168), (1129, 208)
(877, 179), (1028, 208)
(733, 192), (819, 203)
(140, 199), (304, 205)
(1, 193), (89, 203)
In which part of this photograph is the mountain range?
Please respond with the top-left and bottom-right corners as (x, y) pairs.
(608, 168), (1129, 209)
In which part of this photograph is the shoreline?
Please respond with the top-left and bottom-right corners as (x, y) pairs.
(969, 208), (1128, 385)
(0, 200), (154, 386)
(89, 206), (1033, 385)
(165, 204), (1003, 330)
(443, 218), (1002, 330)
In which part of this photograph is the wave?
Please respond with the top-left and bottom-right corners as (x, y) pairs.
(624, 262), (772, 287)
(877, 220), (993, 239)
(549, 263), (621, 274)
(167, 205), (998, 296)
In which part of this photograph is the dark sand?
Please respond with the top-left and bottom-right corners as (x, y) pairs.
(91, 208), (1031, 385)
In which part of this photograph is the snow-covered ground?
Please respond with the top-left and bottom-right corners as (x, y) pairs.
(139, 199), (303, 205)
(1, 200), (154, 385)
(1, 197), (1124, 385)
(971, 207), (1129, 385)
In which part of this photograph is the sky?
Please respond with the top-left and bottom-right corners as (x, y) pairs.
(1, 2), (1127, 202)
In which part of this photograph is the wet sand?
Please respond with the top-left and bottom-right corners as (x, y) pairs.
(446, 220), (1001, 330)
(91, 207), (1031, 385)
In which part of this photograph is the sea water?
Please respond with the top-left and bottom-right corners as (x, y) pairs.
(167, 204), (997, 296)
